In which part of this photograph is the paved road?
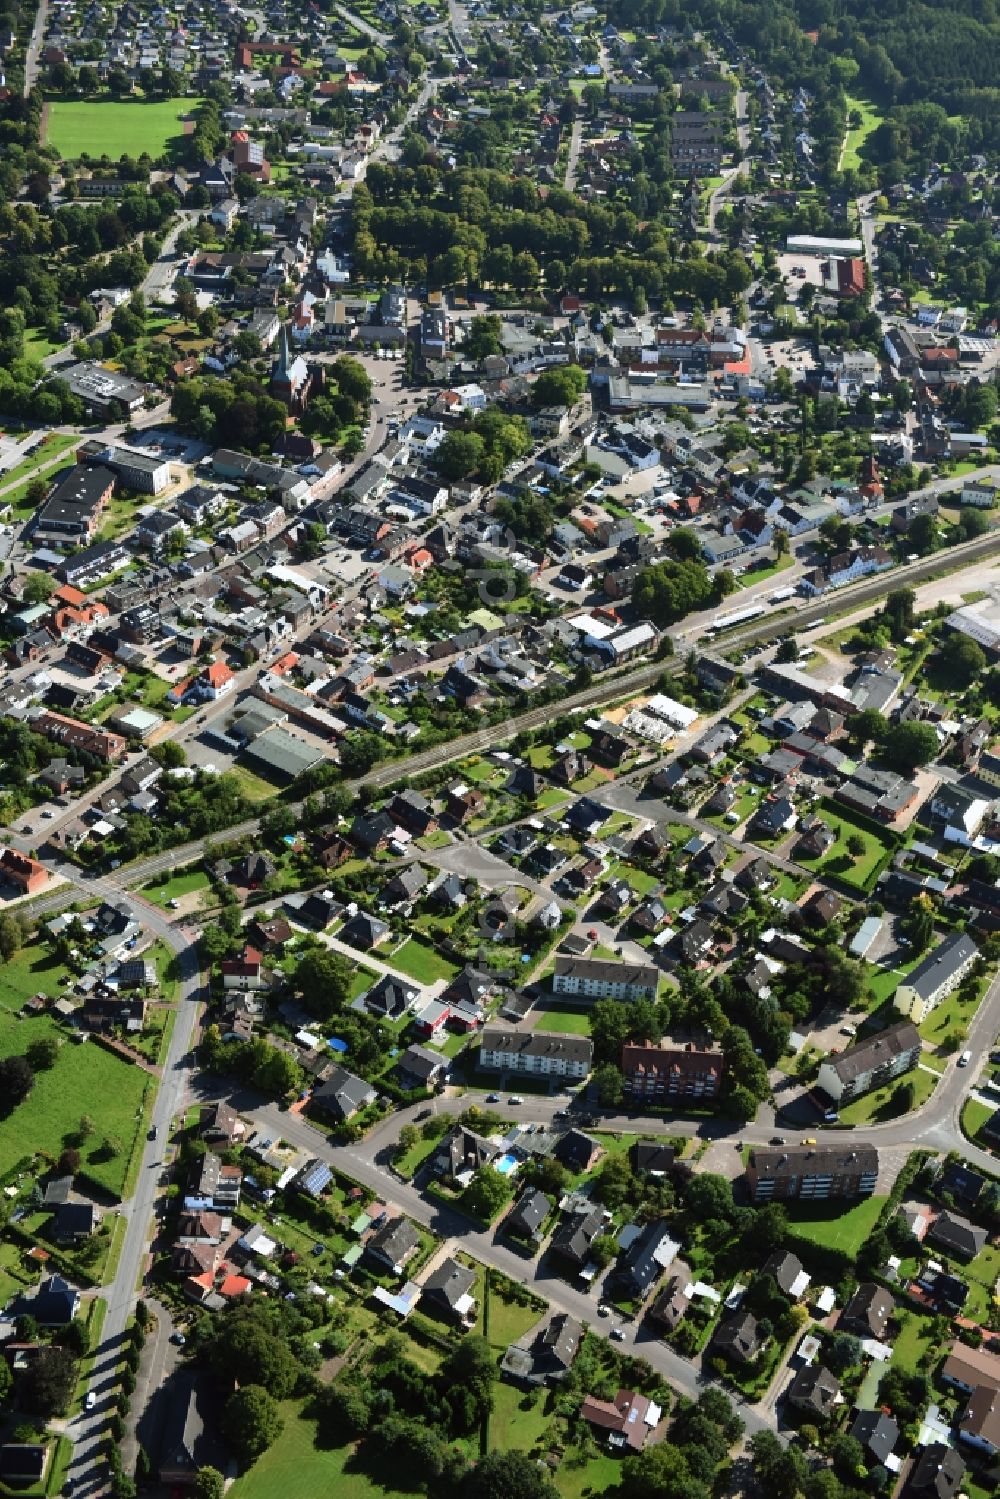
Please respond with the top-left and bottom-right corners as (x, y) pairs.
(335, 0), (389, 44)
(143, 211), (200, 308)
(564, 115), (583, 191)
(23, 0), (48, 96)
(13, 522), (1000, 905)
(58, 877), (204, 1499)
(241, 1094), (776, 1434)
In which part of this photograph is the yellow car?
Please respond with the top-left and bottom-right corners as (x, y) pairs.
(800, 1137), (817, 1146)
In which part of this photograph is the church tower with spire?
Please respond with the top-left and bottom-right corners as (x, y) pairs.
(269, 322), (313, 413)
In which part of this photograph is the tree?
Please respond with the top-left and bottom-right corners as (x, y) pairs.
(222, 1385), (284, 1466)
(825, 1331), (862, 1372)
(294, 946), (352, 1021)
(207, 1310), (299, 1397)
(434, 430), (486, 481)
(619, 1444), (710, 1499)
(845, 834), (866, 859)
(441, 1334), (494, 1427)
(775, 637), (799, 663)
(339, 731), (384, 778)
(883, 587), (916, 640)
(901, 892), (935, 953)
(959, 505), (991, 538)
(192, 1468), (225, 1499)
(880, 720), (939, 771)
(773, 528), (789, 557)
(828, 1432), (865, 1482)
(466, 315), (502, 360)
(531, 365), (587, 409)
(593, 1154), (635, 1211)
(589, 998), (634, 1066)
(0, 912), (25, 962)
(938, 632), (986, 687)
(0, 1056), (34, 1111)
(23, 570), (56, 604)
(593, 1062), (624, 1106)
(462, 1166), (510, 1220)
(850, 707), (888, 747)
(462, 1451), (559, 1499)
(20, 1345), (77, 1415)
(908, 510), (938, 555)
(684, 1173), (735, 1224)
(26, 1037), (58, 1071)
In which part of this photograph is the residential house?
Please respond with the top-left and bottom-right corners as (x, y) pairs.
(713, 1312), (764, 1365)
(550, 1207), (606, 1267)
(365, 1216), (420, 1275)
(621, 1041), (723, 1102)
(839, 1282), (895, 1340)
(436, 1127), (501, 1179)
(615, 1220), (679, 1299)
(505, 1189), (552, 1241)
(927, 1211), (988, 1260)
(396, 1044), (447, 1090)
(894, 932), (979, 1022)
(746, 1145), (879, 1203)
(501, 1312), (582, 1386)
(420, 1257), (476, 1321)
(580, 1389), (660, 1453)
(850, 1411), (899, 1468)
(552, 957), (658, 1002)
(310, 1065), (376, 1121)
(817, 1022), (921, 1104)
(787, 1364), (840, 1419)
(907, 1443), (965, 1499)
(199, 1102), (245, 1144)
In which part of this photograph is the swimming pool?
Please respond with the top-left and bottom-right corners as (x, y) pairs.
(494, 1152), (520, 1176)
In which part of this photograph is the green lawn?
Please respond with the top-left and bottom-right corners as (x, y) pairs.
(0, 433), (79, 505)
(919, 982), (986, 1048)
(0, 1008), (148, 1196)
(889, 1308), (938, 1371)
(23, 327), (64, 360)
(798, 803), (896, 892)
(962, 1096), (996, 1145)
(965, 1243), (1000, 1321)
(787, 1195), (887, 1256)
(734, 554), (794, 591)
(228, 762), (283, 804)
(488, 1379), (552, 1453)
(141, 866), (211, 908)
(228, 1403), (397, 1499)
(0, 943), (74, 1010)
(530, 1003), (591, 1036)
(841, 96), (882, 171)
(836, 1065), (937, 1126)
(388, 938), (458, 985)
(45, 98), (202, 160)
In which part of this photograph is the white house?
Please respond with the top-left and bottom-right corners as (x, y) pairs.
(478, 1026), (593, 1078)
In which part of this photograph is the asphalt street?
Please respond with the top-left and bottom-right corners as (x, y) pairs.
(240, 1094), (777, 1434)
(56, 876), (203, 1499)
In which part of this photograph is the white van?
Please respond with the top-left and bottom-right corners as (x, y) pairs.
(958, 1050), (972, 1067)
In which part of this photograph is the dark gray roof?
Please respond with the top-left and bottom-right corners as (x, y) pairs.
(421, 1256), (475, 1309)
(506, 1189), (551, 1237)
(786, 1363), (840, 1416)
(824, 1021), (921, 1083)
(927, 1210), (988, 1259)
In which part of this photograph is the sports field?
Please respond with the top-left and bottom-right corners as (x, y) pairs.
(44, 98), (199, 160)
